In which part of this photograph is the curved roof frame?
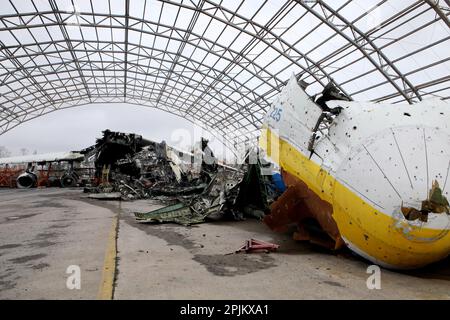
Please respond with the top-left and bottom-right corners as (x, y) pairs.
(0, 0), (449, 146)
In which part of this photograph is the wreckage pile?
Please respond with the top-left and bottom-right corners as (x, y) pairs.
(84, 130), (285, 225)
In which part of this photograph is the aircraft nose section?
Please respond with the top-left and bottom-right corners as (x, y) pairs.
(336, 125), (450, 221)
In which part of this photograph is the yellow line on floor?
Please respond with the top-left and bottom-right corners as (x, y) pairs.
(97, 214), (119, 300)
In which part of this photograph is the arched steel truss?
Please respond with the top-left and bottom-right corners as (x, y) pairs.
(0, 0), (449, 145)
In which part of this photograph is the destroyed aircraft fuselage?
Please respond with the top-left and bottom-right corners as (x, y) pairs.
(87, 130), (197, 198)
(87, 131), (277, 225)
(93, 129), (152, 178)
(260, 74), (450, 269)
(134, 149), (275, 226)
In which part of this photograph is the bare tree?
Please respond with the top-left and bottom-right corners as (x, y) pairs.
(0, 146), (11, 158)
(20, 148), (29, 156)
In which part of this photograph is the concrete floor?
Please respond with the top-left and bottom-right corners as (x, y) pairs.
(0, 188), (449, 299)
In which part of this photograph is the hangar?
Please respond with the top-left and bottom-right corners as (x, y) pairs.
(0, 0), (449, 301)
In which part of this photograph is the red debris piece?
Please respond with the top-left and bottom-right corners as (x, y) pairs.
(235, 238), (279, 254)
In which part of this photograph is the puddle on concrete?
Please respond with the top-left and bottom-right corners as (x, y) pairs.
(193, 253), (277, 277)
(0, 272), (18, 293)
(0, 244), (22, 250)
(0, 280), (16, 292)
(8, 253), (47, 264)
(31, 201), (67, 209)
(48, 224), (71, 229)
(36, 232), (60, 240)
(122, 212), (197, 251)
(28, 240), (57, 248)
(30, 263), (50, 270)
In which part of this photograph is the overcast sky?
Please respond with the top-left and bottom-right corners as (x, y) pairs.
(0, 103), (234, 161)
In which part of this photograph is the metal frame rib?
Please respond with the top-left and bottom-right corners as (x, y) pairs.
(0, 0), (448, 144)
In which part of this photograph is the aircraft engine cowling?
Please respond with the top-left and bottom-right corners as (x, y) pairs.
(60, 171), (79, 188)
(16, 172), (37, 189)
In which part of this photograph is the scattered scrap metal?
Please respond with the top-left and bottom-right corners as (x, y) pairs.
(233, 239), (280, 254)
(83, 130), (284, 226)
(135, 150), (277, 225)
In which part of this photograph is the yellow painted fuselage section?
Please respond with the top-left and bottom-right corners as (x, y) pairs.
(261, 127), (450, 269)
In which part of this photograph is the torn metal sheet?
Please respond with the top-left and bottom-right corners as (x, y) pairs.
(401, 180), (450, 223)
(135, 203), (207, 226)
(83, 130), (275, 225)
(264, 170), (344, 250)
(133, 154), (274, 225)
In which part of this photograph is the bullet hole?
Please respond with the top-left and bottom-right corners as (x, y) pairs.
(404, 112), (411, 117)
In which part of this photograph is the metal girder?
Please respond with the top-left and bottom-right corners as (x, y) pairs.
(124, 0), (130, 99)
(425, 0), (450, 28)
(48, 0), (92, 102)
(0, 0), (449, 145)
(297, 0), (422, 104)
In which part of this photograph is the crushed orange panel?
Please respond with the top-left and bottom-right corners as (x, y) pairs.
(263, 169), (344, 250)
